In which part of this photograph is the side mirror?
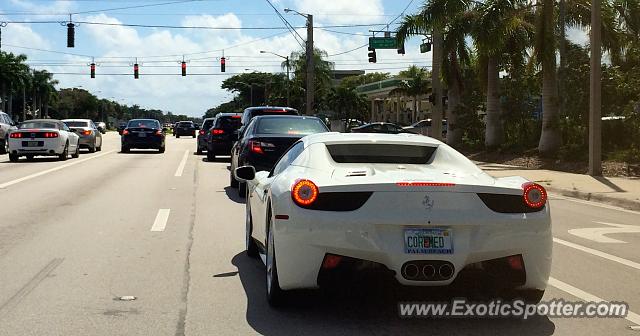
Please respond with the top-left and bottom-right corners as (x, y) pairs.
(234, 166), (256, 181)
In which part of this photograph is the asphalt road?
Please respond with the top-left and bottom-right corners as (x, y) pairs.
(0, 133), (638, 335)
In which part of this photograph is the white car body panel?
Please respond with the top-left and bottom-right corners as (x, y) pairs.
(8, 127), (79, 156)
(245, 133), (552, 291)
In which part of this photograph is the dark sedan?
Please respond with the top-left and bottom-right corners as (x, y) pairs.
(206, 113), (242, 161)
(175, 121), (196, 138)
(230, 115), (329, 197)
(121, 119), (166, 153)
(350, 122), (415, 134)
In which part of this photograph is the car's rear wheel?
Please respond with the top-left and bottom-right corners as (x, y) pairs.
(159, 145), (165, 153)
(9, 153), (19, 162)
(207, 151), (216, 162)
(245, 201), (258, 258)
(121, 145), (130, 153)
(176, 135), (180, 138)
(266, 213), (287, 307)
(197, 147), (203, 155)
(72, 144), (80, 158)
(192, 134), (196, 138)
(88, 143), (96, 153)
(58, 143), (69, 161)
(26, 155), (34, 161)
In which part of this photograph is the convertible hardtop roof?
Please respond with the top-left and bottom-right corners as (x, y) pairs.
(301, 132), (443, 147)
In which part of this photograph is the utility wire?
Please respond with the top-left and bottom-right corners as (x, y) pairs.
(263, 0), (305, 49)
(70, 0), (203, 15)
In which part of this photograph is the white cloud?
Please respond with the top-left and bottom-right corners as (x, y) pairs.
(291, 0), (385, 24)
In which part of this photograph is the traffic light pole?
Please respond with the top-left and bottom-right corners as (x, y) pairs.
(588, 0), (602, 176)
(305, 14), (314, 116)
(285, 56), (290, 107)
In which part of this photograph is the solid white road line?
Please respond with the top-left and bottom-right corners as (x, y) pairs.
(551, 193), (640, 216)
(174, 149), (189, 177)
(548, 277), (640, 326)
(0, 150), (115, 189)
(150, 209), (171, 232)
(553, 237), (640, 271)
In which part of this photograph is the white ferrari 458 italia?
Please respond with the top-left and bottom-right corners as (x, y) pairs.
(7, 119), (80, 162)
(234, 133), (551, 306)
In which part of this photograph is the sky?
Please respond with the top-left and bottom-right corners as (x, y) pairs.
(0, 0), (431, 117)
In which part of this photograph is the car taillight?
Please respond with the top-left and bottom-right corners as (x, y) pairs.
(155, 130), (163, 136)
(291, 179), (319, 207)
(122, 129), (129, 135)
(250, 140), (263, 154)
(231, 115), (241, 118)
(44, 132), (59, 138)
(522, 182), (547, 209)
(199, 130), (205, 135)
(211, 129), (224, 135)
(82, 130), (92, 136)
(10, 132), (23, 138)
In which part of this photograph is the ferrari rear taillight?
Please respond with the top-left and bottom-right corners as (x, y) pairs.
(522, 182), (547, 209)
(211, 129), (224, 135)
(291, 179), (319, 207)
(9, 133), (23, 138)
(44, 132), (59, 138)
(122, 129), (130, 135)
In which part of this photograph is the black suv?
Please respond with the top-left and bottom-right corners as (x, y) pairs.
(197, 118), (216, 155)
(175, 121), (196, 138)
(238, 106), (298, 134)
(206, 113), (242, 161)
(230, 115), (329, 197)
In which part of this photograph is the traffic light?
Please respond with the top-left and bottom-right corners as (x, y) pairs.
(67, 22), (75, 48)
(367, 47), (376, 63)
(181, 61), (186, 76)
(90, 63), (95, 79)
(220, 57), (226, 72)
(133, 63), (139, 79)
(397, 44), (405, 55)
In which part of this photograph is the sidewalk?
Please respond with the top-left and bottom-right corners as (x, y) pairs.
(475, 161), (640, 211)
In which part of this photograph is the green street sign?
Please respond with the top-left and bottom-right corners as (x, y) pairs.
(369, 37), (398, 49)
(420, 42), (432, 53)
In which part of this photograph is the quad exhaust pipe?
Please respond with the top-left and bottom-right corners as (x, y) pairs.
(402, 261), (455, 281)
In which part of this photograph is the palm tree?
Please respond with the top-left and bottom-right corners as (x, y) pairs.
(287, 48), (334, 112)
(327, 86), (368, 130)
(0, 52), (30, 118)
(472, 0), (534, 148)
(391, 65), (432, 123)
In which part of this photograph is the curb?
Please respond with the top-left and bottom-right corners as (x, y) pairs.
(544, 185), (640, 211)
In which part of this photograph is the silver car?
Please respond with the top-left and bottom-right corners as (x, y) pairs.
(62, 119), (103, 152)
(0, 111), (17, 155)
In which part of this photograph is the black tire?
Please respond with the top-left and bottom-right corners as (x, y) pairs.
(72, 144), (80, 158)
(238, 181), (246, 198)
(197, 147), (203, 155)
(207, 151), (216, 162)
(96, 140), (102, 152)
(159, 146), (165, 153)
(121, 146), (130, 153)
(9, 153), (19, 162)
(245, 201), (259, 258)
(26, 155), (34, 161)
(88, 144), (96, 153)
(58, 143), (69, 161)
(266, 212), (287, 307)
(512, 289), (545, 304)
(0, 138), (7, 155)
(192, 134), (196, 138)
(176, 135), (180, 139)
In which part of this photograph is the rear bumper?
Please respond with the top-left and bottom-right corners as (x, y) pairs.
(197, 136), (207, 149)
(8, 138), (65, 155)
(207, 141), (233, 155)
(270, 194), (552, 292)
(78, 136), (95, 147)
(122, 136), (164, 149)
(175, 129), (195, 136)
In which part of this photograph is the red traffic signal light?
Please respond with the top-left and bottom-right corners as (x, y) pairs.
(181, 61), (186, 76)
(133, 63), (139, 79)
(220, 57), (226, 73)
(90, 63), (95, 78)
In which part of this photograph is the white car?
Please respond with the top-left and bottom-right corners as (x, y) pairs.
(7, 119), (80, 162)
(234, 133), (551, 306)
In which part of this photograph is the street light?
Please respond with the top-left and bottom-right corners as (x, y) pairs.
(283, 8), (314, 115)
(260, 50), (290, 106)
